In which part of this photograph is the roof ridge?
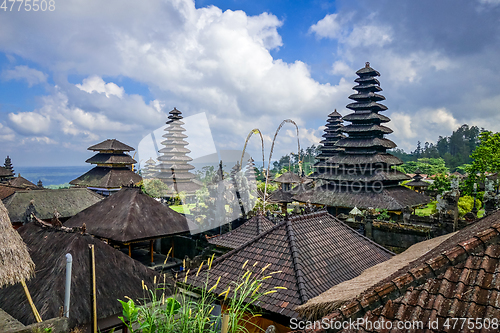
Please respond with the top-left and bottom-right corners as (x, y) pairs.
(285, 218), (309, 304)
(196, 219), (287, 275)
(323, 223), (500, 323)
(210, 215), (271, 242)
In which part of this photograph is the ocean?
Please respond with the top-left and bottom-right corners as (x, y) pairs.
(14, 166), (92, 186)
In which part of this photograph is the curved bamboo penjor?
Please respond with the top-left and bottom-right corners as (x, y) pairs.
(263, 119), (301, 211)
(240, 129), (265, 171)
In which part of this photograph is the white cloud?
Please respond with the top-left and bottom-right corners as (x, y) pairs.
(8, 112), (51, 136)
(309, 14), (343, 39)
(76, 75), (124, 98)
(478, 0), (500, 5)
(1, 66), (47, 87)
(390, 108), (460, 151)
(345, 25), (393, 48)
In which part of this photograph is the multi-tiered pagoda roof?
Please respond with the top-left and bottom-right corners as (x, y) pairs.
(310, 110), (344, 180)
(154, 108), (201, 195)
(295, 63), (429, 211)
(141, 157), (158, 179)
(70, 139), (142, 194)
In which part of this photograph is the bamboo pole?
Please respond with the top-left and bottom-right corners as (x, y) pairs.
(89, 244), (97, 333)
(221, 314), (230, 333)
(21, 279), (42, 323)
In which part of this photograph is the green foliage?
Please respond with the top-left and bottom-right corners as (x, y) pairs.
(415, 201), (438, 216)
(464, 131), (500, 194)
(141, 179), (169, 198)
(375, 208), (391, 220)
(395, 158), (449, 175)
(118, 256), (280, 333)
(428, 174), (451, 195)
(458, 195), (482, 217)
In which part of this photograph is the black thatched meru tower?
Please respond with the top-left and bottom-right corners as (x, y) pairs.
(295, 63), (429, 212)
(4, 156), (14, 178)
(311, 110), (344, 179)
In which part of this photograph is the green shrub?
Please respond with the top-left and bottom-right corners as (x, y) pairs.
(458, 195), (482, 217)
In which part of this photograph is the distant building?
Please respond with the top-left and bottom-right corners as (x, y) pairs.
(154, 108), (201, 196)
(3, 188), (102, 228)
(70, 139), (142, 195)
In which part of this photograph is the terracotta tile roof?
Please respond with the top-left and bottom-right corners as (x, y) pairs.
(187, 211), (393, 319)
(297, 210), (500, 332)
(208, 214), (275, 249)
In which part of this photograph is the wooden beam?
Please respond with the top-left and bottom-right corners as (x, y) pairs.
(21, 280), (42, 323)
(128, 244), (131, 257)
(150, 240), (154, 264)
(89, 244), (97, 333)
(171, 238), (175, 259)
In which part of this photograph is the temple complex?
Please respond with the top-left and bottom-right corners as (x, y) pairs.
(295, 63), (429, 212)
(69, 139), (142, 195)
(154, 108), (201, 196)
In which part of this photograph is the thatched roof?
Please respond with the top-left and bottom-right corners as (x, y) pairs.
(293, 184), (430, 210)
(69, 166), (142, 188)
(0, 201), (34, 287)
(0, 166), (14, 178)
(274, 172), (301, 184)
(293, 210), (500, 332)
(187, 211), (393, 319)
(0, 221), (162, 327)
(87, 139), (135, 152)
(208, 215), (274, 249)
(267, 188), (295, 204)
(7, 175), (38, 189)
(64, 187), (193, 243)
(3, 188), (102, 224)
(296, 232), (456, 319)
(85, 153), (137, 165)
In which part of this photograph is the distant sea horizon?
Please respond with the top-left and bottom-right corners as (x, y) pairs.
(14, 166), (92, 186)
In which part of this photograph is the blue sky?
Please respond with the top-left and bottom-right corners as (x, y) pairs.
(1, 0), (500, 167)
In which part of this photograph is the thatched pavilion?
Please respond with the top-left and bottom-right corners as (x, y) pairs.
(64, 186), (194, 263)
(0, 201), (34, 288)
(0, 220), (164, 330)
(70, 139), (142, 196)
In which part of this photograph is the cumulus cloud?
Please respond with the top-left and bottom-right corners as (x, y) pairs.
(76, 76), (124, 98)
(1, 66), (47, 87)
(309, 14), (343, 39)
(390, 108), (460, 151)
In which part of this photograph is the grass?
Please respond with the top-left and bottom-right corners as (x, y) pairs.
(119, 253), (284, 333)
(169, 204), (196, 214)
(415, 202), (437, 216)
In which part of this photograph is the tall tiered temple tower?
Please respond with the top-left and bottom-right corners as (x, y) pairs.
(154, 108), (201, 195)
(295, 63), (429, 212)
(70, 139), (142, 195)
(311, 110), (344, 179)
(142, 157), (158, 179)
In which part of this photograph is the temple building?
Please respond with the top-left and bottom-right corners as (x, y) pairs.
(295, 63), (429, 213)
(70, 139), (142, 195)
(154, 108), (201, 196)
(405, 168), (430, 193)
(315, 110), (345, 164)
(141, 157), (158, 179)
(268, 171), (301, 214)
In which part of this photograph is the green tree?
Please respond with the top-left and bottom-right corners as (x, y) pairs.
(465, 131), (500, 193)
(141, 179), (169, 198)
